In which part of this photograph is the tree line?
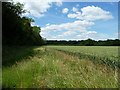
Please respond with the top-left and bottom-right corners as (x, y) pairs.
(46, 39), (120, 46)
(2, 2), (45, 46)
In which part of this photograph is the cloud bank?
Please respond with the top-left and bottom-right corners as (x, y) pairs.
(68, 6), (113, 21)
(41, 5), (114, 40)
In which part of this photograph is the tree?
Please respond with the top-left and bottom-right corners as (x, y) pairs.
(2, 2), (45, 46)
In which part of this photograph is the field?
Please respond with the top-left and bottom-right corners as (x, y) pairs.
(2, 46), (119, 88)
(47, 46), (119, 68)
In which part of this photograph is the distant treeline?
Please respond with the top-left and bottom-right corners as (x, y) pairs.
(46, 39), (120, 46)
(2, 2), (45, 46)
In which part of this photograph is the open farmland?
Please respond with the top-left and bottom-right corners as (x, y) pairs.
(2, 46), (119, 88)
(47, 46), (119, 69)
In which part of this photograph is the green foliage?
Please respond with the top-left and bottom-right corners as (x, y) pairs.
(32, 26), (41, 33)
(81, 38), (96, 46)
(14, 2), (25, 15)
(46, 39), (120, 46)
(2, 2), (45, 46)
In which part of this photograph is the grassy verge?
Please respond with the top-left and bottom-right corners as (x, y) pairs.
(2, 46), (118, 88)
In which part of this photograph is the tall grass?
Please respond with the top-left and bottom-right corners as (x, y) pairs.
(47, 46), (119, 69)
(2, 46), (118, 88)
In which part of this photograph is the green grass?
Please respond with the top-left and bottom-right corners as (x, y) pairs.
(47, 46), (119, 68)
(2, 46), (119, 88)
(47, 46), (118, 58)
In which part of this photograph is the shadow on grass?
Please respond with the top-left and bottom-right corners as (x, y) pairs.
(2, 46), (39, 67)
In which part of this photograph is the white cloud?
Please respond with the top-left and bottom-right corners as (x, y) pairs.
(31, 22), (39, 27)
(76, 4), (80, 7)
(13, 0), (62, 18)
(62, 8), (69, 14)
(67, 14), (76, 18)
(62, 31), (77, 36)
(68, 6), (113, 21)
(68, 12), (81, 19)
(46, 23), (50, 26)
(41, 20), (94, 32)
(81, 6), (113, 21)
(72, 7), (78, 12)
(78, 31), (97, 38)
(76, 31), (97, 40)
(41, 20), (96, 40)
(55, 0), (62, 6)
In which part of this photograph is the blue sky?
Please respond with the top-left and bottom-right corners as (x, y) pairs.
(14, 0), (118, 40)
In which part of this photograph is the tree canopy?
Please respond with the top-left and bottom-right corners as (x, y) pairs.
(2, 2), (45, 46)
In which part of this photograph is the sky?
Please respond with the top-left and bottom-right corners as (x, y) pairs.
(13, 0), (118, 40)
